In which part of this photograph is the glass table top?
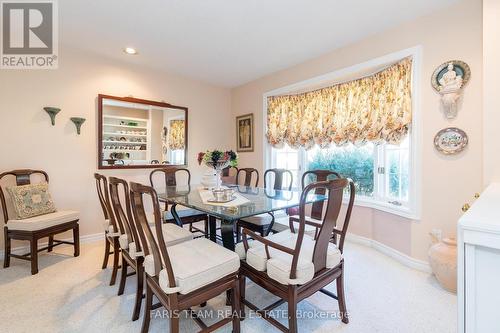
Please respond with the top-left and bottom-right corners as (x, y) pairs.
(158, 184), (326, 221)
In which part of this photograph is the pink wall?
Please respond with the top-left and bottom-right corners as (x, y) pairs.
(231, 0), (483, 261)
(0, 46), (232, 250)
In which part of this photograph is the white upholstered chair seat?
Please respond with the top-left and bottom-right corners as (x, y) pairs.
(119, 223), (193, 258)
(242, 211), (288, 225)
(144, 238), (240, 295)
(287, 215), (323, 238)
(236, 230), (342, 285)
(6, 210), (79, 231)
(241, 213), (273, 226)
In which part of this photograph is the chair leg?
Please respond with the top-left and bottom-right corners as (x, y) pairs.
(231, 280), (241, 333)
(102, 237), (110, 269)
(141, 283), (153, 333)
(288, 285), (298, 333)
(169, 310), (179, 333)
(48, 235), (54, 252)
(109, 239), (120, 286)
(336, 269), (349, 324)
(30, 237), (39, 275)
(73, 224), (80, 257)
(3, 228), (10, 268)
(239, 274), (246, 320)
(132, 263), (144, 321)
(118, 254), (128, 296)
(204, 217), (209, 238)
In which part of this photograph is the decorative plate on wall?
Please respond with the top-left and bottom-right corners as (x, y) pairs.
(434, 127), (468, 155)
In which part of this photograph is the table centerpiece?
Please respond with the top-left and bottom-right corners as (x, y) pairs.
(198, 150), (238, 190)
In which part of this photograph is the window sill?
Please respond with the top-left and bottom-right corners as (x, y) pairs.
(344, 196), (420, 220)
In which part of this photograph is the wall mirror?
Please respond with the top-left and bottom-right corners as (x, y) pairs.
(98, 94), (187, 169)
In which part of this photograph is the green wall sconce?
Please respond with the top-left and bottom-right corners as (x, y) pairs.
(70, 117), (86, 135)
(44, 107), (61, 126)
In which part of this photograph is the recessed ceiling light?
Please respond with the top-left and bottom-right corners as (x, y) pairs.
(124, 47), (138, 55)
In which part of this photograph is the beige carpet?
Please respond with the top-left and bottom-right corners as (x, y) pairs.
(0, 240), (456, 333)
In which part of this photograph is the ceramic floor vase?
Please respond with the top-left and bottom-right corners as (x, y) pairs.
(428, 237), (457, 293)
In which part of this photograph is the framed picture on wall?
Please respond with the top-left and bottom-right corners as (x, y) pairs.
(236, 113), (254, 152)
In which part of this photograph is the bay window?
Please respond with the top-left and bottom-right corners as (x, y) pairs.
(264, 50), (420, 219)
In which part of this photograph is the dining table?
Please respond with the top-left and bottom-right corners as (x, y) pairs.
(158, 184), (327, 251)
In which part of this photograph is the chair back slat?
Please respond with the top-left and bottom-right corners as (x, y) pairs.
(109, 177), (142, 252)
(94, 173), (118, 233)
(0, 169), (49, 222)
(310, 179), (349, 273)
(264, 168), (293, 191)
(130, 182), (176, 287)
(301, 170), (341, 220)
(236, 168), (259, 187)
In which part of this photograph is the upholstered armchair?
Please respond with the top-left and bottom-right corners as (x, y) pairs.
(130, 182), (241, 333)
(1, 169), (80, 275)
(108, 177), (193, 321)
(237, 178), (355, 333)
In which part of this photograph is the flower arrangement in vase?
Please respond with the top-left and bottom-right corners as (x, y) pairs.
(198, 150), (238, 190)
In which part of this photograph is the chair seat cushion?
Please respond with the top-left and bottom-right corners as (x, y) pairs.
(164, 208), (207, 221)
(120, 223), (193, 257)
(288, 215), (323, 238)
(161, 223), (194, 247)
(6, 210), (79, 231)
(241, 213), (273, 226)
(235, 230), (297, 270)
(236, 230), (342, 285)
(145, 238), (240, 295)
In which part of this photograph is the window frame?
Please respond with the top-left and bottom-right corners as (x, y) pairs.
(263, 46), (422, 220)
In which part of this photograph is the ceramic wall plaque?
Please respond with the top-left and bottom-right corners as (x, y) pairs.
(434, 127), (468, 155)
(431, 60), (471, 119)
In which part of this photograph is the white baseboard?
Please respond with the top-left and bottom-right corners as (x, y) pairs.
(1, 231), (431, 273)
(346, 233), (432, 273)
(0, 232), (104, 261)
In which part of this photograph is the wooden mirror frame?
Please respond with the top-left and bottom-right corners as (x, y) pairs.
(97, 94), (188, 169)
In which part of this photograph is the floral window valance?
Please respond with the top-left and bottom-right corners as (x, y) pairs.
(168, 120), (185, 150)
(266, 57), (412, 149)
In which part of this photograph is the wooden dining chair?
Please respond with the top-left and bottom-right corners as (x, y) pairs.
(150, 167), (208, 238)
(286, 169), (341, 239)
(238, 177), (355, 333)
(236, 168), (293, 241)
(108, 177), (144, 320)
(109, 177), (194, 321)
(221, 166), (238, 185)
(1, 169), (80, 275)
(130, 182), (241, 333)
(95, 173), (122, 285)
(236, 167), (259, 187)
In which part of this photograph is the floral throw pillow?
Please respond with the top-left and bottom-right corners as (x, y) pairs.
(7, 182), (56, 219)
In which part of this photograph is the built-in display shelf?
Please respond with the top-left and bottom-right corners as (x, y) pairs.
(103, 149), (148, 153)
(103, 132), (147, 138)
(103, 123), (148, 130)
(102, 140), (145, 145)
(102, 114), (151, 162)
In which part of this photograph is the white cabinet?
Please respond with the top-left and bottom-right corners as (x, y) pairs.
(458, 183), (500, 333)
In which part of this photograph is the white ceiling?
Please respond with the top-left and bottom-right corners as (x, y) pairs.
(60, 0), (459, 87)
